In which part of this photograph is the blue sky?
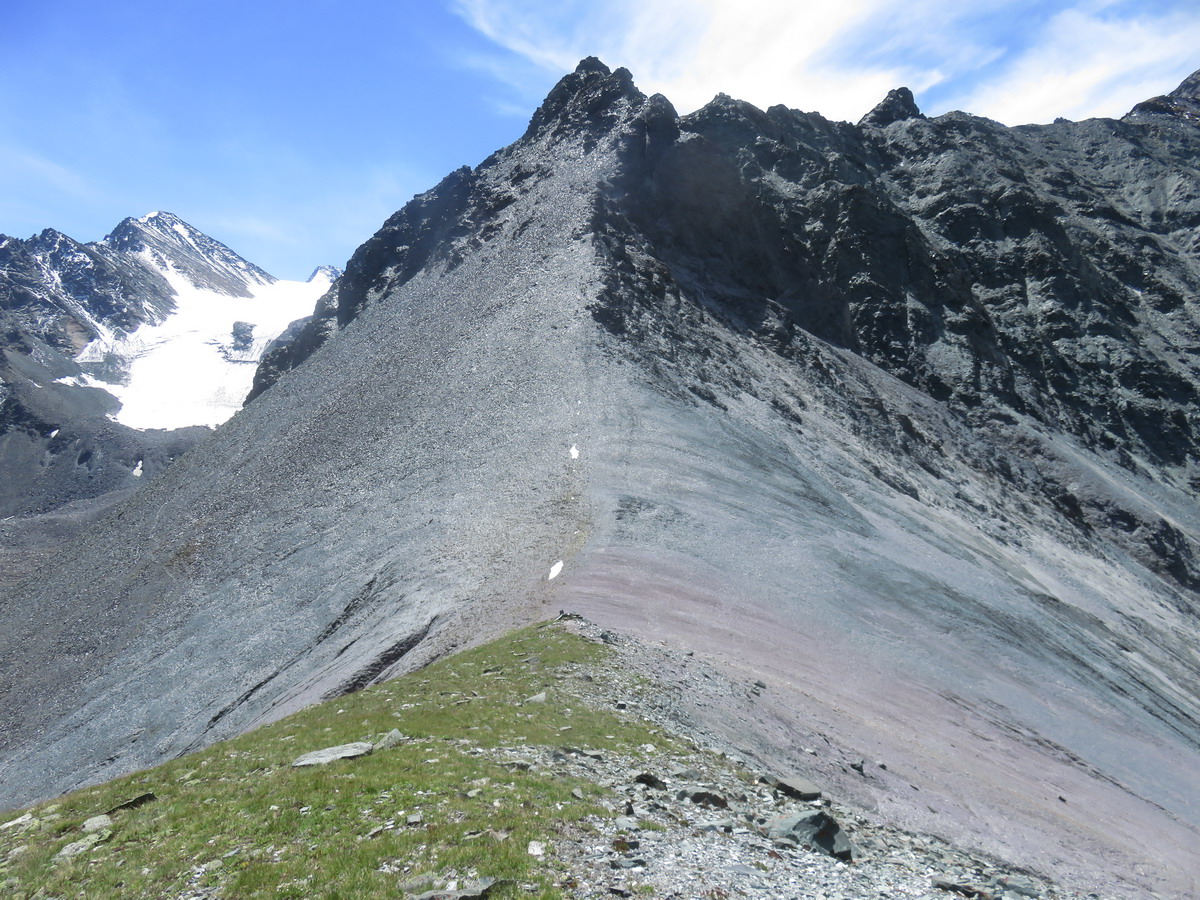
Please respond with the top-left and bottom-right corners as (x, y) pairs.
(2, 1), (1198, 280)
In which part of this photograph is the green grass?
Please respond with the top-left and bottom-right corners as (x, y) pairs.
(0, 623), (672, 899)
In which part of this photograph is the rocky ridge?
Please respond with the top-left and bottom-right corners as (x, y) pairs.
(1, 59), (1198, 899)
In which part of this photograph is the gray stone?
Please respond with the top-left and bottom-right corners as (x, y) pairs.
(411, 876), (497, 900)
(373, 728), (407, 751)
(775, 776), (822, 801)
(407, 813), (424, 826)
(291, 742), (374, 767)
(0, 812), (33, 831)
(727, 863), (761, 876)
(523, 691), (547, 704)
(614, 816), (640, 830)
(611, 857), (647, 869)
(997, 876), (1041, 898)
(56, 829), (110, 858)
(82, 814), (112, 833)
(765, 809), (853, 860)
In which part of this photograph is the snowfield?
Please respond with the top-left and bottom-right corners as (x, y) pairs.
(78, 266), (333, 430)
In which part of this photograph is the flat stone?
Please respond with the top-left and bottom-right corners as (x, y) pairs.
(523, 692), (547, 704)
(0, 812), (34, 831)
(775, 776), (822, 801)
(614, 816), (640, 830)
(411, 876), (497, 900)
(82, 814), (113, 833)
(291, 742), (374, 767)
(765, 809), (853, 860)
(997, 876), (1041, 897)
(527, 840), (546, 857)
(106, 792), (156, 814)
(611, 857), (647, 869)
(56, 830), (110, 858)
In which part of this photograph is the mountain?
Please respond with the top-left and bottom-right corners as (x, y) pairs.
(0, 213), (334, 515)
(2, 60), (1200, 898)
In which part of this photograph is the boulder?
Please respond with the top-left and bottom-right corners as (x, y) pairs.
(769, 775), (822, 801)
(291, 742), (374, 767)
(373, 729), (408, 751)
(765, 809), (853, 860)
(82, 814), (112, 833)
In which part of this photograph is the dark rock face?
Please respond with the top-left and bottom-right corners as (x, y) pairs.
(3, 61), (1200, 899)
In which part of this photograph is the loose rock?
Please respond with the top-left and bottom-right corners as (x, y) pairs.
(765, 809), (853, 860)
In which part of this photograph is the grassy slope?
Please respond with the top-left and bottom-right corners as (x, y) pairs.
(0, 623), (672, 899)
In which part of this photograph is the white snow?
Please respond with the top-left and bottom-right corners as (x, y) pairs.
(132, 460), (143, 477)
(48, 429), (59, 438)
(548, 560), (564, 580)
(77, 265), (328, 430)
(569, 444), (580, 459)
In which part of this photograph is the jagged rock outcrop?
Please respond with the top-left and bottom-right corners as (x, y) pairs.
(2, 60), (1200, 899)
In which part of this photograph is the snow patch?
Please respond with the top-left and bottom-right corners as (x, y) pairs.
(132, 460), (143, 478)
(570, 444), (580, 459)
(48, 429), (59, 439)
(548, 560), (564, 580)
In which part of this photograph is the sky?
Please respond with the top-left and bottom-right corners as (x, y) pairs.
(2, 0), (1198, 280)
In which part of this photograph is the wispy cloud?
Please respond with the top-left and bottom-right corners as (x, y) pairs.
(0, 145), (100, 201)
(951, 6), (1200, 124)
(449, 0), (1200, 124)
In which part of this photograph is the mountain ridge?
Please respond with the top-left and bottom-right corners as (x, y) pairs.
(2, 60), (1199, 898)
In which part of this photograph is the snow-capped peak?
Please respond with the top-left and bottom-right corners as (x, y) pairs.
(307, 264), (342, 284)
(103, 212), (276, 297)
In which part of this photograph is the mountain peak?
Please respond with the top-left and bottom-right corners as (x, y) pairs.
(1126, 67), (1200, 122)
(859, 87), (923, 127)
(523, 56), (645, 142)
(103, 212), (275, 295)
(574, 56), (611, 76)
(308, 264), (341, 284)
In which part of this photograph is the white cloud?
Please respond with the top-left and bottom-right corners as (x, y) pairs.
(449, 0), (1200, 124)
(952, 8), (1200, 124)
